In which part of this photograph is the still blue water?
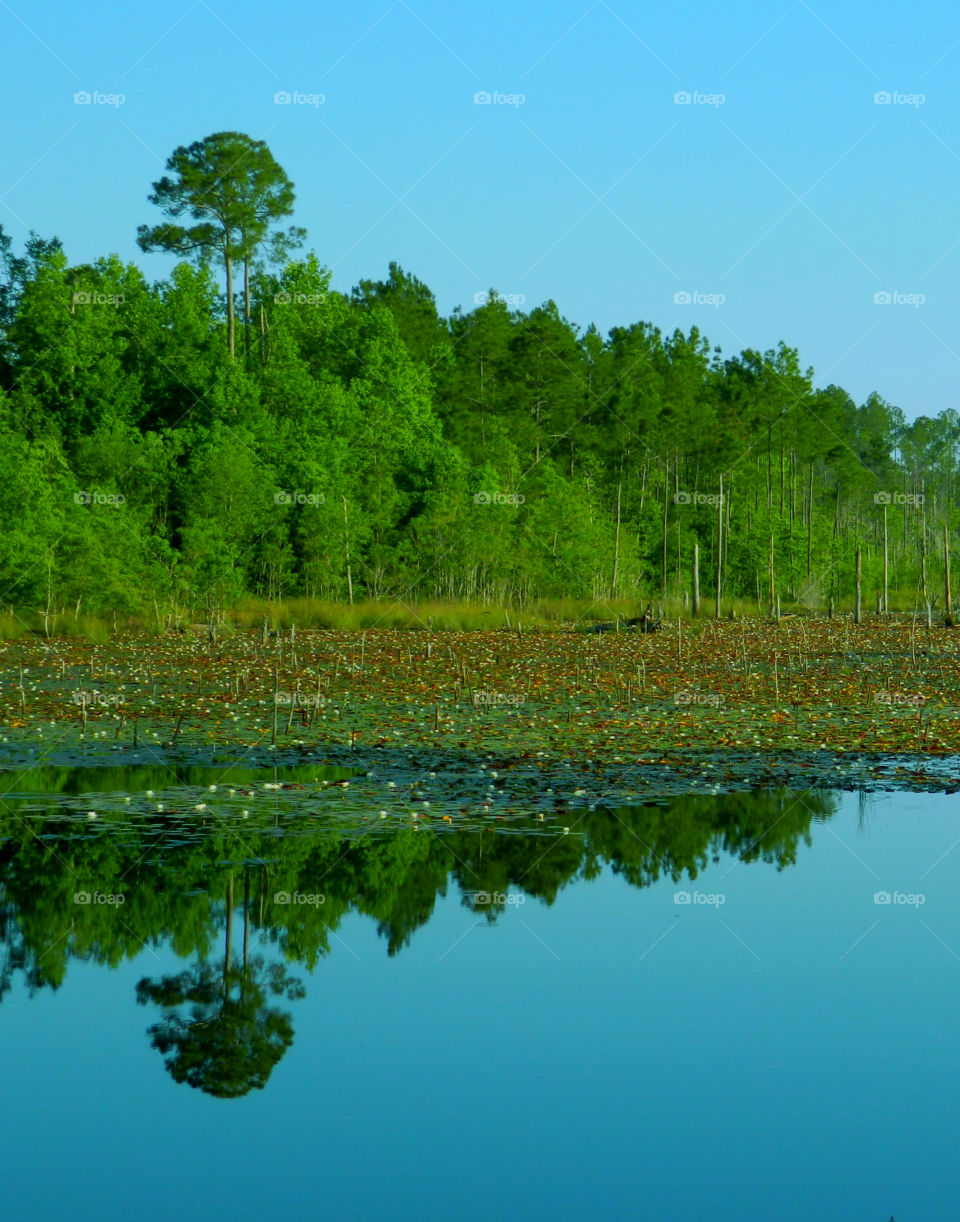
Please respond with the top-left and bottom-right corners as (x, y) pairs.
(1, 787), (957, 1220)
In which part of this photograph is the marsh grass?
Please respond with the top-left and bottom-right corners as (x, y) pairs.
(0, 589), (942, 640)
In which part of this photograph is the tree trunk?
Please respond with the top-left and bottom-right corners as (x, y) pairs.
(243, 256), (251, 362)
(225, 249), (235, 359)
(610, 480), (621, 601)
(259, 301), (268, 364)
(715, 474), (723, 618)
(224, 875), (234, 998)
(692, 542), (700, 617)
(243, 871), (249, 972)
(342, 496), (354, 606)
(661, 469), (669, 598)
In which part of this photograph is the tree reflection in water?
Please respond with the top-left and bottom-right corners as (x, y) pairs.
(0, 786), (836, 1094)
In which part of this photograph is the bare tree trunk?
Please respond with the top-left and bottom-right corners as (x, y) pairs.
(692, 542), (700, 617)
(224, 875), (234, 998)
(855, 546), (862, 624)
(779, 433), (784, 516)
(243, 256), (251, 362)
(225, 249), (235, 359)
(945, 523), (952, 624)
(715, 474), (723, 618)
(610, 480), (621, 601)
(661, 468), (669, 598)
(882, 503), (888, 613)
(342, 496), (354, 605)
(243, 872), (249, 972)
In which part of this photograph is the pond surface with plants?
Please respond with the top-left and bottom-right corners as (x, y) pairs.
(2, 627), (959, 1220)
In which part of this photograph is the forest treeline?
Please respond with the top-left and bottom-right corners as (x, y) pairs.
(0, 133), (951, 620)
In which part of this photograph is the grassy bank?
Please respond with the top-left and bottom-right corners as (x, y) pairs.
(0, 589), (948, 640)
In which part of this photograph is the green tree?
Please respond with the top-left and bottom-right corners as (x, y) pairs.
(138, 132), (302, 359)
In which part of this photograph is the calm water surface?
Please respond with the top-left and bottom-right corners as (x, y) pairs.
(1, 783), (957, 1220)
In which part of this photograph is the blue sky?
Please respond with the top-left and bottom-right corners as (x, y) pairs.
(2, 0), (959, 418)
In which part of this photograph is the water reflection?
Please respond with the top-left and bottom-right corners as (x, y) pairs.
(0, 786), (836, 1094)
(137, 876), (305, 1098)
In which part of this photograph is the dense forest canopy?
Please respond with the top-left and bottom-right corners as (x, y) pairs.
(0, 132), (951, 619)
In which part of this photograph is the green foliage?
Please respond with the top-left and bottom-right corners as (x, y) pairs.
(0, 135), (950, 618)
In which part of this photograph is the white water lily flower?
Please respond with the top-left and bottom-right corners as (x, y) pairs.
(86, 811), (97, 819)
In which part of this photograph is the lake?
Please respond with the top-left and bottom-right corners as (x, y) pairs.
(1, 779), (956, 1220)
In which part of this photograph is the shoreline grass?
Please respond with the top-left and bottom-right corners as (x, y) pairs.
(0, 591), (949, 640)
